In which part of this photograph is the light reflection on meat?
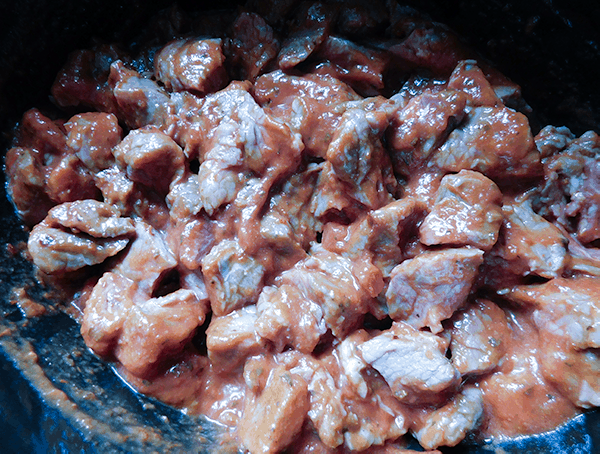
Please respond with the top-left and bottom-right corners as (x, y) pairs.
(5, 1), (600, 453)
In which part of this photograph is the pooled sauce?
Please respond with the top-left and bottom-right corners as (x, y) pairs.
(4, 1), (600, 453)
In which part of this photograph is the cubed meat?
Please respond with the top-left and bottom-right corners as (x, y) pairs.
(19, 108), (69, 155)
(388, 89), (467, 178)
(335, 333), (410, 451)
(314, 36), (389, 96)
(277, 3), (332, 69)
(227, 12), (279, 80)
(116, 289), (206, 377)
(197, 154), (245, 216)
(155, 38), (227, 94)
(6, 109), (99, 224)
(477, 311), (578, 437)
(533, 130), (600, 244)
(256, 284), (327, 354)
(112, 126), (185, 194)
(206, 306), (265, 371)
(239, 366), (309, 454)
(260, 164), (322, 253)
(177, 216), (215, 270)
(5, 147), (55, 225)
(388, 26), (468, 76)
(412, 386), (484, 449)
(447, 60), (501, 107)
(314, 98), (398, 216)
(358, 322), (460, 405)
(273, 245), (374, 340)
(419, 170), (503, 250)
(109, 61), (174, 129)
(80, 272), (136, 357)
(254, 70), (361, 158)
(449, 299), (511, 376)
(64, 112), (122, 173)
(538, 335), (600, 408)
(113, 220), (177, 296)
(45, 152), (100, 204)
(534, 125), (575, 158)
(322, 197), (422, 277)
(45, 200), (135, 238)
(94, 166), (136, 215)
(283, 340), (409, 452)
(166, 173), (203, 221)
(28, 201), (135, 275)
(386, 248), (484, 333)
(497, 197), (568, 279)
(506, 277), (600, 350)
(432, 106), (541, 179)
(201, 239), (266, 316)
(194, 84), (303, 214)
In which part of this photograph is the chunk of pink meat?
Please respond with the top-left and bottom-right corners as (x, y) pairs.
(256, 245), (375, 348)
(254, 70), (361, 158)
(227, 12), (279, 80)
(81, 272), (136, 357)
(239, 365), (309, 454)
(155, 38), (227, 94)
(28, 201), (134, 275)
(50, 44), (125, 112)
(433, 106), (541, 179)
(256, 284), (327, 354)
(534, 130), (600, 244)
(506, 277), (600, 350)
(201, 239), (266, 316)
(412, 386), (484, 449)
(5, 146), (55, 225)
(194, 84), (303, 215)
(64, 112), (122, 173)
(206, 306), (265, 372)
(386, 248), (484, 333)
(447, 60), (501, 107)
(116, 289), (206, 377)
(109, 61), (174, 129)
(313, 36), (388, 96)
(419, 170), (502, 250)
(277, 2), (332, 69)
(388, 89), (467, 178)
(113, 220), (177, 296)
(312, 98), (398, 217)
(45, 200), (135, 238)
(112, 126), (185, 194)
(322, 197), (422, 277)
(449, 299), (511, 376)
(496, 196), (568, 280)
(358, 322), (460, 405)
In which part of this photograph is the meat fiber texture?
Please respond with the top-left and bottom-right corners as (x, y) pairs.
(4, 2), (600, 453)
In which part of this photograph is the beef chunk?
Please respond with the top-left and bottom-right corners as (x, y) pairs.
(386, 248), (484, 333)
(359, 322), (460, 405)
(420, 170), (502, 250)
(155, 38), (227, 94)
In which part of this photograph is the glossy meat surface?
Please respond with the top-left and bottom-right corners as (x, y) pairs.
(5, 3), (600, 453)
